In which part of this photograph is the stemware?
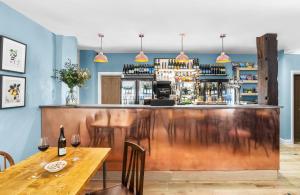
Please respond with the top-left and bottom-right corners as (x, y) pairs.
(31, 137), (49, 179)
(71, 134), (81, 161)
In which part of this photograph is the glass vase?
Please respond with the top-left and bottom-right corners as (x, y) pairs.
(66, 88), (78, 105)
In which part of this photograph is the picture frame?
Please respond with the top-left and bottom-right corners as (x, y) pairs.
(0, 75), (26, 109)
(0, 36), (27, 73)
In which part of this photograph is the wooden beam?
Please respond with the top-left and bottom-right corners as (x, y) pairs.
(256, 33), (278, 105)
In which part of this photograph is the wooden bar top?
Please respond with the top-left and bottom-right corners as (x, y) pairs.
(40, 104), (282, 109)
(0, 147), (111, 195)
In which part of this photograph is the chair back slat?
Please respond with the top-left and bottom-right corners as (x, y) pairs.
(0, 151), (14, 172)
(135, 151), (140, 194)
(129, 150), (136, 192)
(4, 158), (6, 169)
(121, 141), (146, 195)
(124, 148), (133, 185)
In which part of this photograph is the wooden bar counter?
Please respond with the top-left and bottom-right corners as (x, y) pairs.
(40, 104), (280, 172)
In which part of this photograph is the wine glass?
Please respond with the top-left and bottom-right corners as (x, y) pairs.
(71, 134), (81, 161)
(38, 137), (49, 166)
(31, 137), (49, 179)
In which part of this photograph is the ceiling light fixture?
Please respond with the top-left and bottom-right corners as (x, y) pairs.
(135, 33), (148, 63)
(216, 34), (231, 63)
(176, 33), (189, 63)
(94, 33), (108, 63)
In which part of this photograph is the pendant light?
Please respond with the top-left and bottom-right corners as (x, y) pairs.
(135, 33), (148, 63)
(94, 33), (108, 63)
(216, 34), (231, 63)
(176, 33), (189, 63)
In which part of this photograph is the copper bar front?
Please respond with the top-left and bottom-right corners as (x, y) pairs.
(41, 106), (279, 171)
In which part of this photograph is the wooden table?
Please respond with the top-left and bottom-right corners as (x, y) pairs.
(90, 118), (136, 147)
(0, 147), (111, 195)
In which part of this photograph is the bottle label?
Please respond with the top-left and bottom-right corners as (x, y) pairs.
(59, 148), (66, 156)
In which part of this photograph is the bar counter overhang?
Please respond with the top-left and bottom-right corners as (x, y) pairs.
(40, 104), (280, 172)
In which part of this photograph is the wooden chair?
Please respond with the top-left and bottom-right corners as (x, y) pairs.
(127, 109), (151, 155)
(95, 111), (115, 148)
(0, 151), (14, 171)
(87, 141), (146, 195)
(86, 115), (96, 147)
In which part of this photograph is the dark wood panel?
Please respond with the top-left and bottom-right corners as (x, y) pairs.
(101, 76), (121, 104)
(294, 75), (300, 141)
(256, 33), (278, 105)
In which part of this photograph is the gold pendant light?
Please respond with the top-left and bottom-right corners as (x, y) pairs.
(94, 33), (108, 63)
(176, 33), (189, 63)
(216, 34), (231, 63)
(135, 33), (148, 63)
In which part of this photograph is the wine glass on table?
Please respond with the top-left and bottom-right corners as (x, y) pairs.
(38, 137), (49, 167)
(31, 137), (49, 179)
(71, 134), (81, 161)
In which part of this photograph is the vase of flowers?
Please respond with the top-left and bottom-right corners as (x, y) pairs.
(54, 59), (91, 105)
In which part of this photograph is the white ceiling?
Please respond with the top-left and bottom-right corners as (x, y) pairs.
(2, 0), (300, 54)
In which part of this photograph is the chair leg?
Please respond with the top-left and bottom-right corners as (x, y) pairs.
(148, 136), (151, 155)
(248, 138), (251, 154)
(152, 112), (156, 140)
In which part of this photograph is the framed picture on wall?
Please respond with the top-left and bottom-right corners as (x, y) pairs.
(0, 75), (26, 109)
(0, 36), (27, 73)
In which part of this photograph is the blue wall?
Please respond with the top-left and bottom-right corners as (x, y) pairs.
(55, 35), (78, 104)
(0, 2), (77, 162)
(278, 52), (300, 140)
(79, 50), (257, 104)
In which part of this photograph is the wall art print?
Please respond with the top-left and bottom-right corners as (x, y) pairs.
(0, 75), (26, 109)
(0, 36), (27, 73)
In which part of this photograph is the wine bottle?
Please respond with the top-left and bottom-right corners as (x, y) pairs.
(58, 125), (67, 156)
(125, 64), (129, 74)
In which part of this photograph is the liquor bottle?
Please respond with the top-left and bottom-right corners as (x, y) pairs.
(155, 59), (159, 69)
(135, 65), (138, 74)
(146, 64), (149, 74)
(132, 65), (135, 74)
(144, 65), (147, 74)
(145, 65), (148, 74)
(173, 59), (176, 69)
(58, 125), (66, 156)
(127, 65), (130, 74)
(170, 59), (173, 69)
(125, 64), (128, 74)
(150, 64), (152, 74)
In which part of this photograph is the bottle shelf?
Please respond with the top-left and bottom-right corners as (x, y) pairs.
(241, 80), (258, 83)
(199, 74), (227, 76)
(123, 74), (154, 78)
(156, 69), (197, 72)
(241, 93), (258, 96)
(238, 67), (258, 71)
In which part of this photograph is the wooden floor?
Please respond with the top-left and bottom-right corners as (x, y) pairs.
(84, 144), (300, 195)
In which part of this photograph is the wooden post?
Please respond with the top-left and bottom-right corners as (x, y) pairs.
(256, 33), (278, 105)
